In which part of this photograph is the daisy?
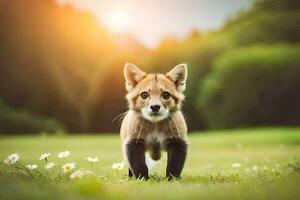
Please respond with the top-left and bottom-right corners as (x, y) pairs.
(39, 153), (51, 161)
(232, 162), (241, 168)
(4, 153), (20, 165)
(26, 164), (38, 170)
(44, 162), (56, 169)
(70, 170), (85, 179)
(84, 170), (95, 175)
(58, 151), (70, 159)
(62, 162), (76, 173)
(112, 161), (125, 170)
(86, 156), (99, 163)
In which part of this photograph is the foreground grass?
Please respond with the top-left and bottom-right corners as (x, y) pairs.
(0, 127), (300, 200)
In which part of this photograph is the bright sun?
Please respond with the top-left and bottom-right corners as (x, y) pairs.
(103, 10), (130, 33)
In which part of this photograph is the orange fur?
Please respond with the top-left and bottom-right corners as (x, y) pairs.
(121, 63), (188, 160)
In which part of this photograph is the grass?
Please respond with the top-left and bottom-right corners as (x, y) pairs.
(0, 127), (300, 200)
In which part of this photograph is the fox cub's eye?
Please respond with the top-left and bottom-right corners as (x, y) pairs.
(162, 91), (171, 100)
(140, 92), (149, 99)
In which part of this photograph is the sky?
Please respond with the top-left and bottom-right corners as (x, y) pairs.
(56, 0), (253, 48)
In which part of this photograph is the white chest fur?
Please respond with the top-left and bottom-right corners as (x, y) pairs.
(144, 131), (167, 146)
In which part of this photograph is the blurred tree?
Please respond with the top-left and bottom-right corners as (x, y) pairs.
(0, 0), (146, 132)
(0, 98), (64, 133)
(0, 0), (299, 133)
(199, 45), (300, 128)
(136, 0), (300, 130)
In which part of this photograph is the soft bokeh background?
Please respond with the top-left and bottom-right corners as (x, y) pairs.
(0, 1), (300, 199)
(0, 0), (299, 134)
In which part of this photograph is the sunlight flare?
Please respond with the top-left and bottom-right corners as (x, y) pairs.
(103, 9), (130, 33)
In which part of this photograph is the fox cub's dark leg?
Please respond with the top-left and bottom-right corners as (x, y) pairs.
(126, 139), (149, 179)
(166, 139), (188, 180)
(128, 168), (133, 177)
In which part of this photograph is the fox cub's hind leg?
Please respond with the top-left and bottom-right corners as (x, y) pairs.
(126, 139), (149, 179)
(166, 139), (188, 180)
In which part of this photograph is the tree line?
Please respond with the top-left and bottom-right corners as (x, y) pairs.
(0, 0), (299, 133)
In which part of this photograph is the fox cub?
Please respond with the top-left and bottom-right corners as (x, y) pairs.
(120, 63), (188, 180)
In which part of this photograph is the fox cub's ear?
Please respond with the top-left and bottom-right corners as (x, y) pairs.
(124, 63), (146, 91)
(166, 63), (188, 92)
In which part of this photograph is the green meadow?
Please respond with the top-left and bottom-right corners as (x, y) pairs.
(0, 128), (300, 200)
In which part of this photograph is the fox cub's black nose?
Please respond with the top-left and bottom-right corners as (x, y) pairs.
(150, 105), (161, 112)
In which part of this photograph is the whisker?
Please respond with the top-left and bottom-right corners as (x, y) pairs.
(112, 111), (128, 123)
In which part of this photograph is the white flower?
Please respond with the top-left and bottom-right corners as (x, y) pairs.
(4, 153), (20, 165)
(232, 162), (241, 168)
(85, 170), (95, 175)
(39, 153), (51, 161)
(58, 151), (70, 158)
(70, 169), (85, 179)
(26, 164), (38, 170)
(86, 156), (99, 163)
(62, 162), (76, 173)
(45, 162), (56, 169)
(112, 161), (125, 170)
(252, 165), (258, 172)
